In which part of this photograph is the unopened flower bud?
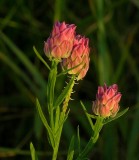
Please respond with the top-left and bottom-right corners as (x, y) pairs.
(92, 84), (122, 118)
(62, 35), (90, 80)
(44, 21), (76, 60)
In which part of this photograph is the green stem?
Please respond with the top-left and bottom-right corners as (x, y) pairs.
(52, 112), (65, 160)
(52, 76), (76, 160)
(47, 60), (59, 130)
(76, 137), (94, 160)
(52, 127), (63, 160)
(93, 116), (103, 142)
(76, 116), (103, 160)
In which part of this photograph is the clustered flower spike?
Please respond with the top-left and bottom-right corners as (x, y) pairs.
(44, 21), (90, 80)
(92, 84), (122, 118)
(44, 21), (76, 60)
(62, 35), (90, 80)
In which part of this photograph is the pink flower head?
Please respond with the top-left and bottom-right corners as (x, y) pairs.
(62, 35), (90, 80)
(92, 84), (122, 118)
(44, 21), (76, 60)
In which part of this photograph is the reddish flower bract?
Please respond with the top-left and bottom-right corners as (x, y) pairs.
(44, 21), (76, 60)
(62, 35), (90, 80)
(92, 84), (122, 118)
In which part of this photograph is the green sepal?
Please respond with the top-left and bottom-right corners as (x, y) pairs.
(36, 98), (55, 148)
(33, 46), (50, 70)
(103, 107), (129, 125)
(80, 101), (94, 130)
(30, 142), (38, 160)
(54, 76), (75, 109)
(67, 136), (75, 160)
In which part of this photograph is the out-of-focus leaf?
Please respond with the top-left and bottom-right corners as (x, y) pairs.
(67, 136), (75, 160)
(0, 31), (46, 88)
(77, 125), (80, 154)
(30, 142), (38, 160)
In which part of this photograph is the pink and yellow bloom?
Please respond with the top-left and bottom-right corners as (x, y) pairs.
(92, 84), (122, 118)
(62, 35), (90, 80)
(44, 21), (76, 60)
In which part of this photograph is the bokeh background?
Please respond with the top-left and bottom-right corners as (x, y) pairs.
(0, 0), (139, 159)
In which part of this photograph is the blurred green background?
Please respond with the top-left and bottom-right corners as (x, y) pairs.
(0, 0), (139, 159)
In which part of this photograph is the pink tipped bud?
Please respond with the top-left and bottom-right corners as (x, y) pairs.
(44, 21), (76, 60)
(92, 84), (122, 118)
(62, 35), (90, 80)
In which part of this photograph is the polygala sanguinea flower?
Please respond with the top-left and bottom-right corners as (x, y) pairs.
(92, 84), (122, 118)
(62, 35), (90, 80)
(44, 21), (76, 60)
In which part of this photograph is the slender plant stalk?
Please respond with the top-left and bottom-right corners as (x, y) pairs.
(52, 114), (64, 160)
(47, 60), (59, 130)
(52, 76), (76, 160)
(76, 116), (103, 160)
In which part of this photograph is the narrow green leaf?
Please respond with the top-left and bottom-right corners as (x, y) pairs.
(54, 0), (63, 21)
(0, 146), (52, 156)
(127, 106), (139, 160)
(103, 107), (129, 124)
(33, 46), (50, 70)
(96, 0), (112, 84)
(54, 76), (75, 108)
(67, 151), (74, 160)
(86, 113), (97, 119)
(55, 111), (66, 136)
(76, 137), (95, 160)
(0, 5), (18, 30)
(80, 101), (94, 130)
(30, 142), (38, 160)
(57, 62), (83, 77)
(54, 106), (60, 133)
(67, 136), (75, 160)
(36, 98), (55, 148)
